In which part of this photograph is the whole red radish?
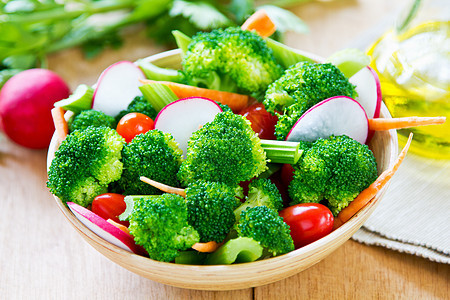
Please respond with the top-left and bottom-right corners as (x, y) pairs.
(0, 69), (70, 149)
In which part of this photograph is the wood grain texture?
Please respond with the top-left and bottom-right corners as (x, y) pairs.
(2, 0), (449, 298)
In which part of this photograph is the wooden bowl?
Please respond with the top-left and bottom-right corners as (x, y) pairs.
(47, 49), (398, 290)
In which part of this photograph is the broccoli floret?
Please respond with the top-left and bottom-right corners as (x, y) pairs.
(236, 206), (294, 256)
(68, 110), (115, 132)
(289, 135), (378, 215)
(127, 194), (200, 262)
(234, 178), (283, 221)
(185, 181), (241, 243)
(178, 111), (267, 186)
(118, 129), (183, 195)
(183, 27), (284, 99)
(115, 95), (158, 125)
(47, 126), (125, 207)
(262, 62), (357, 140)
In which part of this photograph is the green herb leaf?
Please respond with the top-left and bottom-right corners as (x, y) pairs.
(169, 0), (233, 30)
(258, 5), (308, 34)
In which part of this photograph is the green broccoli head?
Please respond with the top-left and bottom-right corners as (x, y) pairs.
(47, 126), (125, 207)
(183, 27), (284, 99)
(178, 111), (268, 186)
(289, 135), (378, 215)
(236, 206), (294, 256)
(115, 95), (157, 125)
(185, 181), (241, 243)
(262, 62), (357, 140)
(234, 178), (283, 221)
(127, 194), (200, 262)
(118, 129), (183, 195)
(68, 110), (115, 133)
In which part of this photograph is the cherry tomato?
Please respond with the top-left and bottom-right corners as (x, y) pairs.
(91, 193), (129, 226)
(240, 103), (278, 140)
(116, 112), (154, 143)
(279, 203), (334, 249)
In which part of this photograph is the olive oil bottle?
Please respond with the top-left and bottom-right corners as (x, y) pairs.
(368, 0), (449, 159)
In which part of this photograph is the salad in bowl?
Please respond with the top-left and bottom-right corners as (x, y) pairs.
(46, 10), (443, 289)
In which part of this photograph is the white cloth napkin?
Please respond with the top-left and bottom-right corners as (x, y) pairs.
(352, 152), (450, 264)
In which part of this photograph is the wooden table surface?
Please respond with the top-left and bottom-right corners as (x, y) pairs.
(1, 0), (449, 298)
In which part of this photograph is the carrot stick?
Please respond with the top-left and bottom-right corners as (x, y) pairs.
(107, 219), (130, 235)
(140, 176), (186, 197)
(241, 9), (276, 38)
(192, 241), (221, 253)
(140, 80), (249, 112)
(51, 107), (68, 143)
(333, 133), (413, 229)
(369, 116), (446, 131)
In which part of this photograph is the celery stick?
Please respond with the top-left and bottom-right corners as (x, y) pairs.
(54, 84), (93, 113)
(204, 237), (263, 265)
(139, 83), (178, 112)
(261, 139), (303, 164)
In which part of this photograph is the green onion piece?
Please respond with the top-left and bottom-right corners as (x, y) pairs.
(136, 59), (184, 82)
(172, 30), (192, 57)
(139, 82), (178, 112)
(54, 84), (94, 113)
(326, 48), (370, 78)
(204, 237), (263, 265)
(260, 139), (303, 164)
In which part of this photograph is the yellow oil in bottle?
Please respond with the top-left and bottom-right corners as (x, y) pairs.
(368, 21), (449, 159)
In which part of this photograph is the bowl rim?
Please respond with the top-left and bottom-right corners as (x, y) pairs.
(46, 49), (399, 290)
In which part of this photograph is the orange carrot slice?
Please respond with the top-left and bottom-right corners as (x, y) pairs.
(333, 133), (413, 229)
(241, 9), (276, 38)
(107, 219), (130, 235)
(140, 80), (249, 113)
(369, 116), (446, 131)
(51, 107), (68, 143)
(140, 176), (186, 197)
(192, 241), (221, 253)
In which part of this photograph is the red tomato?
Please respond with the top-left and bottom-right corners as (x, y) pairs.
(91, 193), (129, 226)
(240, 103), (278, 140)
(116, 112), (154, 143)
(279, 203), (334, 249)
(280, 164), (295, 190)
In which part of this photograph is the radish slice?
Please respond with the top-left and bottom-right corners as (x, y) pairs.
(286, 96), (369, 144)
(67, 202), (145, 255)
(92, 61), (146, 117)
(349, 66), (382, 119)
(154, 97), (222, 157)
